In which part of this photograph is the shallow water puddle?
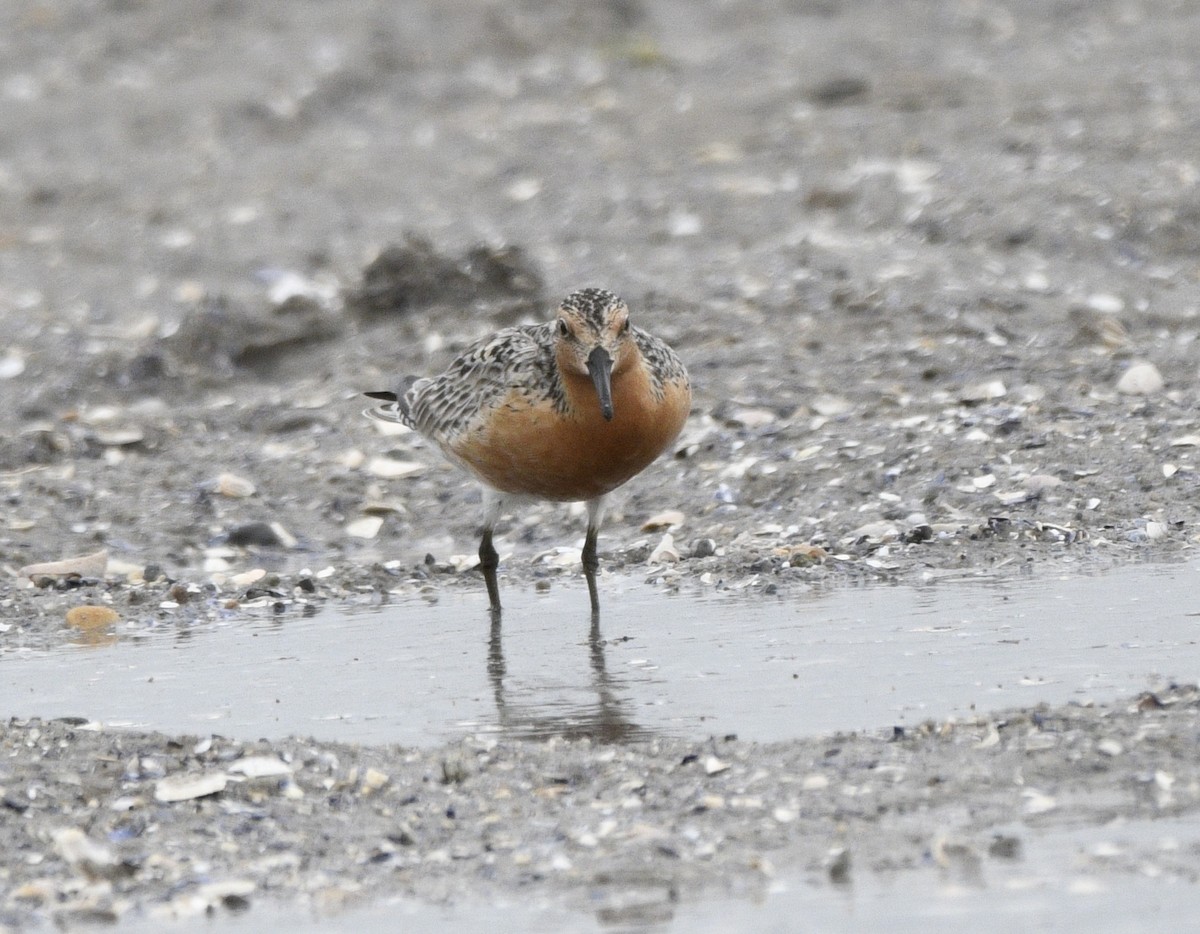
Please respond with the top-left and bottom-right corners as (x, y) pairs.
(3, 562), (1198, 744)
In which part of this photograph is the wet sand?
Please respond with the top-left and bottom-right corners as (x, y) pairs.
(2, 0), (1200, 928)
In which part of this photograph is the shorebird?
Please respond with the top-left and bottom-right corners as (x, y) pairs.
(365, 287), (691, 617)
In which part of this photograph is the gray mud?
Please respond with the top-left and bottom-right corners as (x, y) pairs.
(2, 0), (1200, 928)
(5, 686), (1200, 928)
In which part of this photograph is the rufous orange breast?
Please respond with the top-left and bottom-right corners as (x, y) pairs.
(453, 354), (689, 501)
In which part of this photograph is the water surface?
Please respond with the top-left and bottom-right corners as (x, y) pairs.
(4, 562), (1196, 745)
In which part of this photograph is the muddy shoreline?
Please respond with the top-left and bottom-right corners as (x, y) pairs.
(5, 685), (1200, 928)
(3, 0), (1200, 928)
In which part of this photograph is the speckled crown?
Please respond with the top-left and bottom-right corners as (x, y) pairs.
(560, 288), (624, 326)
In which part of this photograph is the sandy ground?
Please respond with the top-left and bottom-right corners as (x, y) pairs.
(3, 686), (1200, 926)
(2, 0), (1200, 927)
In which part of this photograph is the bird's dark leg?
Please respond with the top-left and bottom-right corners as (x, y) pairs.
(479, 488), (505, 620)
(582, 524), (600, 619)
(479, 527), (502, 618)
(583, 496), (607, 621)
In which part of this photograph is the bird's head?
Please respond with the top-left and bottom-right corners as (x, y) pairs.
(553, 288), (635, 421)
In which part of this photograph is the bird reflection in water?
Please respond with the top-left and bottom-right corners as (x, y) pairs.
(485, 614), (652, 744)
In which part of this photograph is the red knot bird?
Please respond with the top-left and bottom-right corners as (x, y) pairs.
(365, 287), (691, 617)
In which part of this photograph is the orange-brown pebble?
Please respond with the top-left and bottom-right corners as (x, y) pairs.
(65, 605), (120, 630)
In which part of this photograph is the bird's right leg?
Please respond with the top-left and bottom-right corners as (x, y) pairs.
(479, 528), (501, 615)
(479, 488), (504, 617)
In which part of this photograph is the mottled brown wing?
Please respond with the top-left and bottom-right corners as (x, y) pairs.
(631, 327), (690, 399)
(403, 323), (558, 446)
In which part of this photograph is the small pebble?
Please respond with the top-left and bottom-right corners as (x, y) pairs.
(65, 606), (119, 630)
(225, 523), (280, 547)
(989, 835), (1022, 860)
(1023, 474), (1063, 493)
(1086, 293), (1125, 314)
(1116, 361), (1164, 395)
(960, 380), (1006, 403)
(52, 828), (122, 879)
(667, 210), (702, 237)
(226, 522), (293, 548)
(1022, 272), (1049, 292)
(1022, 790), (1057, 814)
(826, 847), (851, 884)
(1097, 738), (1123, 757)
(216, 473), (257, 498)
(846, 521), (899, 544)
(360, 767), (390, 795)
(810, 395), (851, 417)
(506, 177), (542, 201)
(0, 352), (26, 379)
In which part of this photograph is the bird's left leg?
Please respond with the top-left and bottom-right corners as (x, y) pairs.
(582, 496), (607, 619)
(479, 487), (505, 619)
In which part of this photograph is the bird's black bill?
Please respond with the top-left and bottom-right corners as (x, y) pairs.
(586, 346), (614, 421)
(364, 390), (399, 402)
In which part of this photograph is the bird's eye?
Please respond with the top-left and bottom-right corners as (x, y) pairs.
(620, 318), (631, 334)
(557, 319), (570, 338)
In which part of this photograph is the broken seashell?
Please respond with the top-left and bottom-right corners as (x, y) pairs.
(20, 549), (109, 581)
(366, 457), (426, 479)
(642, 510), (685, 532)
(93, 427), (145, 447)
(155, 772), (228, 803)
(346, 516), (384, 539)
(228, 756), (293, 778)
(726, 406), (776, 429)
(229, 569), (267, 589)
(648, 533), (680, 564)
